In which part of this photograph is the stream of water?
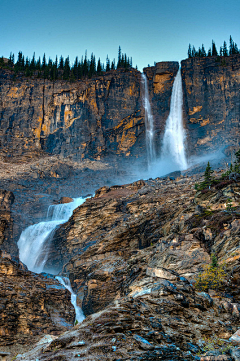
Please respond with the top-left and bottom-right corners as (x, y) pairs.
(56, 276), (85, 324)
(141, 73), (156, 167)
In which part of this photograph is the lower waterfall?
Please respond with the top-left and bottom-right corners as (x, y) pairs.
(18, 197), (86, 273)
(17, 197), (86, 324)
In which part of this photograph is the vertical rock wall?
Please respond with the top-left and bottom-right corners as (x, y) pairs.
(181, 55), (240, 156)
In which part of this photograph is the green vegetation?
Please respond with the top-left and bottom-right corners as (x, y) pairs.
(197, 336), (233, 356)
(195, 254), (226, 292)
(226, 198), (233, 212)
(0, 46), (134, 81)
(195, 148), (240, 191)
(195, 161), (214, 190)
(188, 35), (239, 58)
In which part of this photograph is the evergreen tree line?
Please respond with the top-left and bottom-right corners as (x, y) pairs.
(188, 36), (239, 58)
(0, 46), (133, 81)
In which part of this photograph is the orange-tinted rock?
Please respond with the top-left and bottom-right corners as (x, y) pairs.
(181, 54), (240, 156)
(60, 197), (73, 204)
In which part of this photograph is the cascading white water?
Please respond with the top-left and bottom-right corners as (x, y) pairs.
(161, 68), (187, 170)
(18, 197), (86, 273)
(56, 276), (85, 324)
(141, 73), (156, 167)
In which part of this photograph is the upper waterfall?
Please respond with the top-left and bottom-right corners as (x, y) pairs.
(161, 68), (187, 170)
(141, 73), (156, 167)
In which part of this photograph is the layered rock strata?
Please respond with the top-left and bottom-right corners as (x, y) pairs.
(181, 54), (240, 156)
(0, 69), (145, 161)
(1, 56), (240, 163)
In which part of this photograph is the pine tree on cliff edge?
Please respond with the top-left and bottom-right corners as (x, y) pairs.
(204, 162), (214, 188)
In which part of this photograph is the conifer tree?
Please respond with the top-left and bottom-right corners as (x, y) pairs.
(63, 56), (70, 79)
(59, 55), (64, 69)
(188, 44), (192, 58)
(223, 41), (228, 56)
(229, 35), (233, 55)
(106, 55), (110, 71)
(117, 46), (121, 68)
(97, 58), (102, 73)
(89, 53), (96, 77)
(36, 57), (41, 70)
(212, 41), (218, 56)
(111, 59), (115, 70)
(201, 44), (206, 57)
(191, 46), (196, 57)
(30, 52), (36, 70)
(42, 53), (46, 69)
(204, 161), (214, 187)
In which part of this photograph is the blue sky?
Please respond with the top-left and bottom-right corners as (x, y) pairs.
(1, 0), (240, 70)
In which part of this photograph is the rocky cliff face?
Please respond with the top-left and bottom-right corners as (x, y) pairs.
(0, 189), (15, 254)
(182, 54), (240, 156)
(0, 69), (146, 162)
(1, 56), (240, 164)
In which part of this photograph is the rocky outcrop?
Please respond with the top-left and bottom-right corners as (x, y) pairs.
(181, 55), (240, 156)
(0, 189), (15, 255)
(0, 251), (75, 351)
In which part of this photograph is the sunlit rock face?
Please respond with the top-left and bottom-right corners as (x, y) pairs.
(0, 69), (146, 162)
(181, 54), (240, 156)
(0, 64), (179, 163)
(1, 55), (240, 164)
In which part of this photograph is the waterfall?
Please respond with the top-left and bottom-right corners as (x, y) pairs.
(56, 276), (85, 324)
(141, 73), (156, 167)
(18, 197), (86, 273)
(161, 68), (187, 170)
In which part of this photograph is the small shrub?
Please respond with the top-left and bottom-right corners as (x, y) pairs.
(197, 336), (233, 356)
(74, 320), (78, 326)
(226, 198), (233, 212)
(195, 254), (226, 292)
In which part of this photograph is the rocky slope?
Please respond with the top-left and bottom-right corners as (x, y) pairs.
(14, 171), (240, 360)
